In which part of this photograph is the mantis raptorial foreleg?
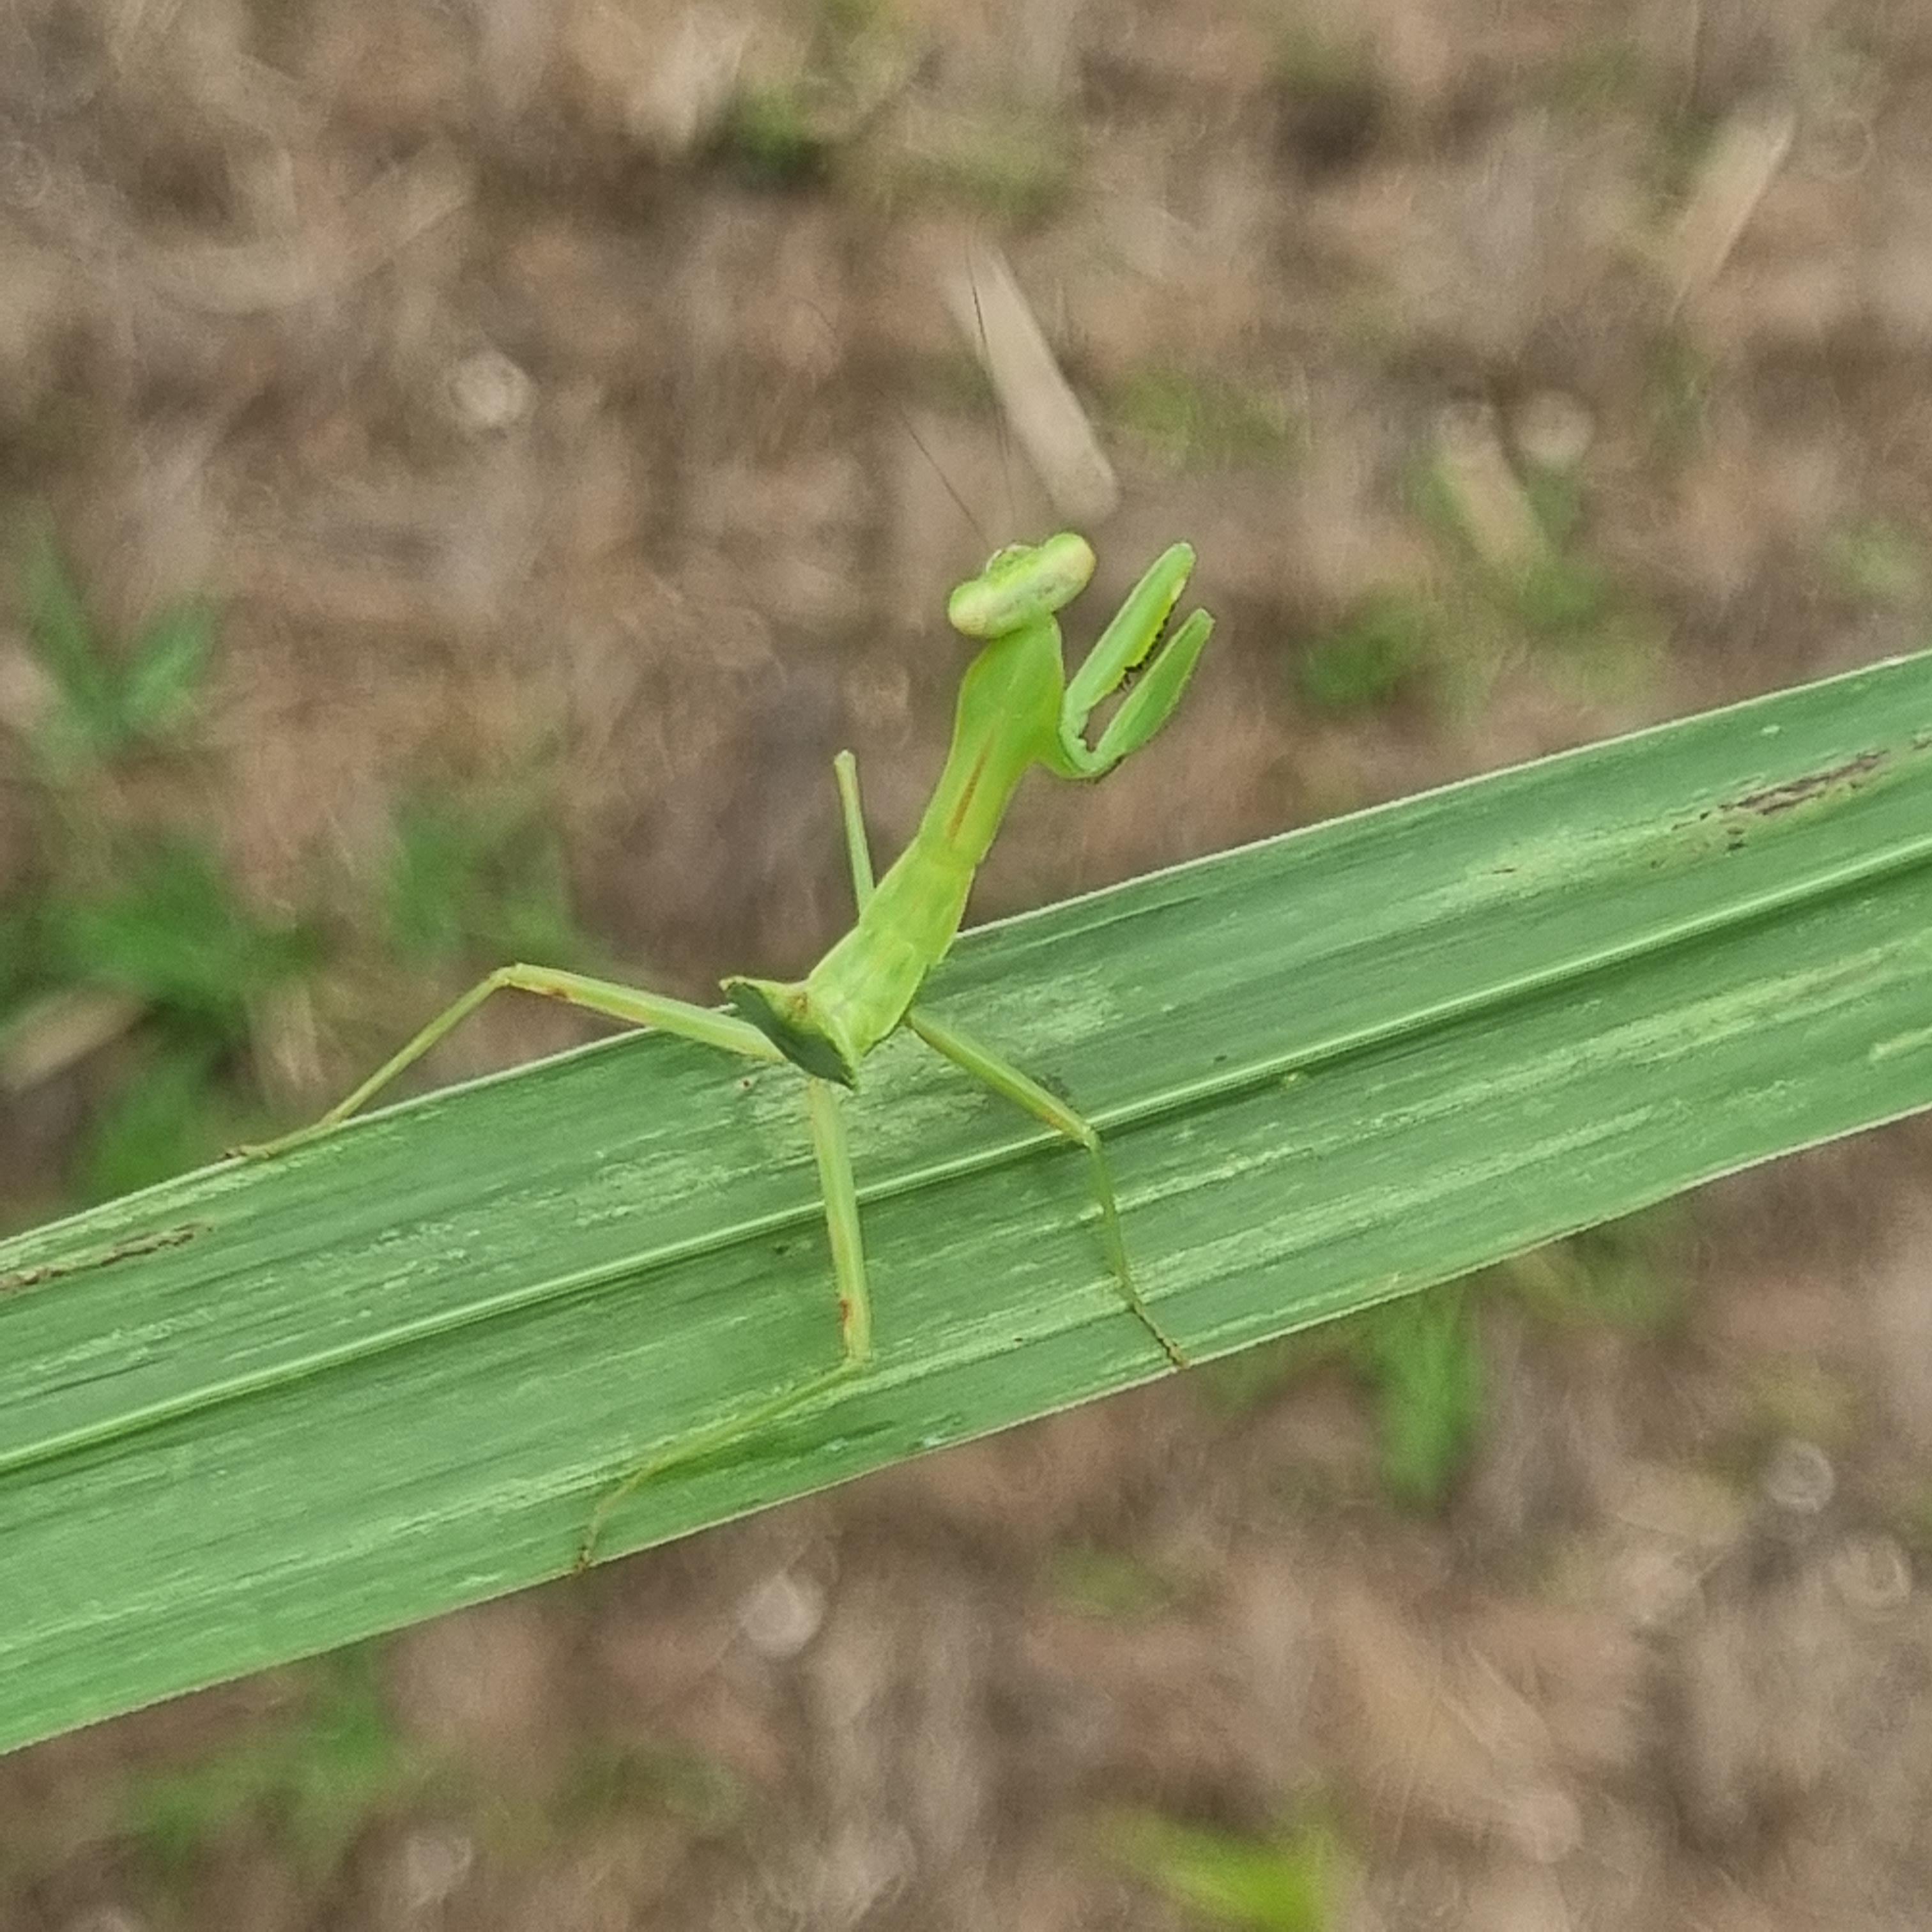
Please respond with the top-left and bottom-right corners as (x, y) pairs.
(1056, 558), (1215, 776)
(834, 752), (1186, 1369)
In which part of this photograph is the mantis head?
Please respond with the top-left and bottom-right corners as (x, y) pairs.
(946, 532), (1097, 639)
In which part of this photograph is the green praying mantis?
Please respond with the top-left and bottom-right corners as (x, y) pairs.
(245, 532), (1215, 1566)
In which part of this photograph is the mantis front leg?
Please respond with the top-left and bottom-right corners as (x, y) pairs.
(1056, 544), (1215, 777)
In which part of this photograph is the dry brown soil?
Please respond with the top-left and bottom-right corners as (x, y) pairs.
(4, 0), (1932, 1926)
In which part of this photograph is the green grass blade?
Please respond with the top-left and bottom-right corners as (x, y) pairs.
(3, 648), (1931, 1754)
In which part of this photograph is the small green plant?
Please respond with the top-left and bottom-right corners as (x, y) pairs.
(1514, 550), (1613, 635)
(0, 530), (626, 1215)
(1108, 1811), (1341, 1930)
(20, 533), (211, 773)
(1209, 1215), (1685, 1505)
(1297, 595), (1431, 713)
(76, 1039), (231, 1204)
(719, 82), (833, 185)
(714, 0), (907, 188)
(50, 839), (311, 1039)
(0, 533), (319, 1207)
(38, 838), (316, 1198)
(387, 792), (592, 970)
(1201, 1282), (1485, 1508)
(1346, 1285), (1485, 1509)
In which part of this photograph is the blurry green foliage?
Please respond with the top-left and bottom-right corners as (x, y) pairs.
(888, 109), (1075, 221)
(715, 0), (906, 189)
(3, 535), (313, 1202)
(1496, 1210), (1685, 1333)
(1048, 1543), (1182, 1619)
(1409, 448), (1614, 640)
(1346, 1285), (1485, 1510)
(123, 1652), (410, 1877)
(1111, 369), (1305, 473)
(555, 1741), (746, 1835)
(1188, 1282), (1483, 1510)
(1512, 549), (1614, 636)
(720, 83), (833, 186)
(1645, 330), (1716, 464)
(77, 1039), (234, 1205)
(35, 839), (316, 1199)
(51, 839), (314, 1034)
(1296, 595), (1431, 713)
(22, 532), (212, 773)
(1, 528), (595, 1216)
(1195, 1211), (1687, 1510)
(1108, 1811), (1340, 1930)
(1823, 518), (1929, 610)
(387, 793), (591, 970)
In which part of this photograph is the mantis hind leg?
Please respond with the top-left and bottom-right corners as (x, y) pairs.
(235, 963), (784, 1160)
(576, 1074), (873, 1570)
(238, 948), (875, 1571)
(831, 747), (1184, 1371)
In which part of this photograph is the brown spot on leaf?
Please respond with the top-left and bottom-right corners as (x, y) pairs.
(1723, 749), (1888, 818)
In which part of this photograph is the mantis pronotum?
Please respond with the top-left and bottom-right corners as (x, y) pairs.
(245, 533), (1214, 1565)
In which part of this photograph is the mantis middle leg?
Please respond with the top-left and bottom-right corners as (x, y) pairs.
(832, 753), (1186, 1370)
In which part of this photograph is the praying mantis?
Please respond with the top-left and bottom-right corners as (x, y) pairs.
(245, 532), (1215, 1566)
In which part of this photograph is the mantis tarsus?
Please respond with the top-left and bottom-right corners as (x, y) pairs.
(245, 533), (1215, 1567)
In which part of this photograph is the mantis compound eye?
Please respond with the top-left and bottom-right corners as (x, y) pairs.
(946, 531), (1097, 638)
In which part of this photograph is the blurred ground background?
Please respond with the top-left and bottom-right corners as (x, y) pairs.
(3, 0), (1932, 1925)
